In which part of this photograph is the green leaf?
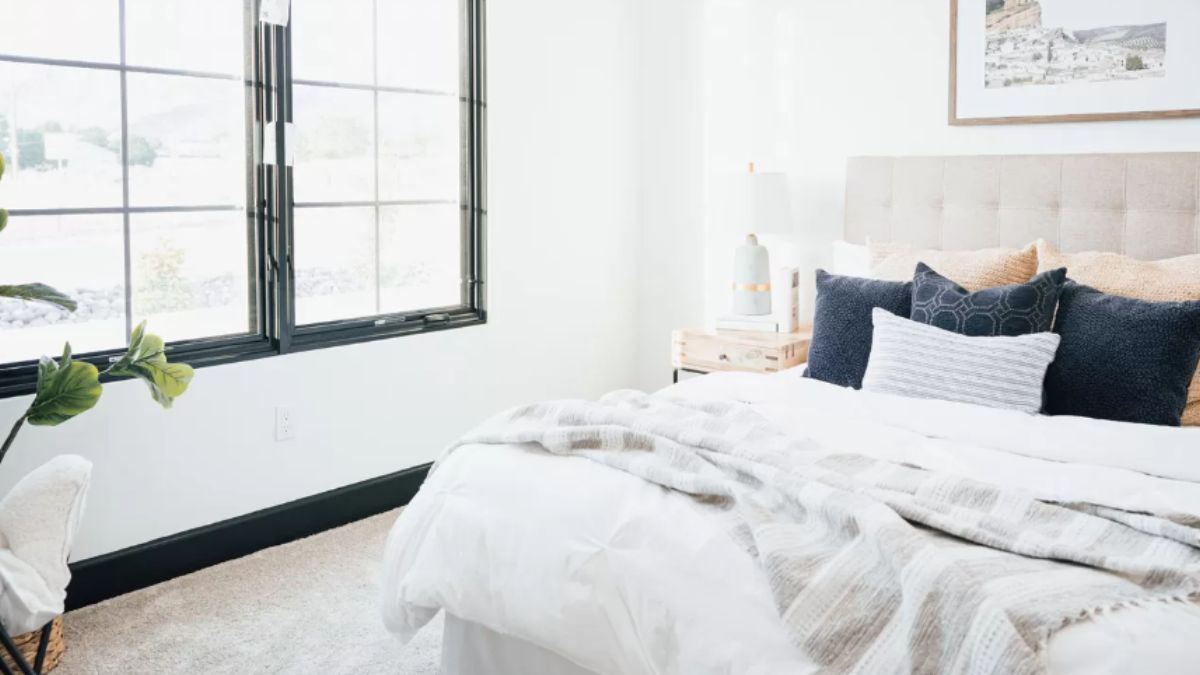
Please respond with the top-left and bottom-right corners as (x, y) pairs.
(138, 333), (167, 364)
(35, 354), (58, 397)
(128, 321), (146, 353)
(26, 353), (102, 427)
(107, 321), (150, 373)
(133, 361), (194, 408)
(0, 284), (77, 311)
(108, 322), (193, 408)
(0, 151), (5, 181)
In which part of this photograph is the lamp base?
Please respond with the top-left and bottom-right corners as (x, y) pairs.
(731, 234), (772, 316)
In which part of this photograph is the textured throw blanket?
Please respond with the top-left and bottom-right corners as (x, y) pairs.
(447, 391), (1200, 675)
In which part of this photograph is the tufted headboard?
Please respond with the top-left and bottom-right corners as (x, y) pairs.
(844, 154), (1200, 259)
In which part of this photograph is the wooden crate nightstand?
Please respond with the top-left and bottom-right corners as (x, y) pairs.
(671, 328), (812, 382)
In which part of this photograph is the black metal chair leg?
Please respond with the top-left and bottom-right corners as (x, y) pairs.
(0, 623), (37, 675)
(0, 654), (15, 675)
(33, 624), (50, 673)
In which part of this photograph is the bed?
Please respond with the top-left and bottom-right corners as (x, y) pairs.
(380, 153), (1200, 675)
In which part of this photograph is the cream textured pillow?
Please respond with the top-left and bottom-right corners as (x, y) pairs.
(1035, 239), (1200, 426)
(867, 241), (1038, 291)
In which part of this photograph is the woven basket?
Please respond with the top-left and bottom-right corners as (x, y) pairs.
(2, 616), (64, 673)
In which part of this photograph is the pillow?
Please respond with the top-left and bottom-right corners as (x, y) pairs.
(831, 240), (871, 277)
(910, 263), (1067, 337)
(1035, 239), (1200, 301)
(1044, 282), (1200, 427)
(1036, 239), (1200, 426)
(868, 240), (1037, 291)
(862, 308), (1060, 414)
(806, 270), (912, 389)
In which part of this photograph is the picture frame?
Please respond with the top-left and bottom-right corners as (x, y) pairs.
(950, 0), (1200, 125)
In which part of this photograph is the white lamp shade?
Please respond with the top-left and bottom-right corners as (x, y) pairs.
(733, 172), (792, 236)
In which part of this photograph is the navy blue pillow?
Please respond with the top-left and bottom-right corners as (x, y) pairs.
(910, 263), (1067, 337)
(806, 270), (912, 389)
(1044, 282), (1200, 427)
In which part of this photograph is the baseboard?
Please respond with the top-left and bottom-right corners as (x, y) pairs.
(66, 463), (431, 611)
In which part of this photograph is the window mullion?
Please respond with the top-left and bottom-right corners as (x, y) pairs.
(468, 0), (487, 315)
(117, 0), (133, 344)
(372, 0), (382, 317)
(261, 21), (295, 354)
(278, 20), (295, 353)
(245, 0), (265, 341)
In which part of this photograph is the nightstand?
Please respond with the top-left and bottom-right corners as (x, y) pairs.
(671, 328), (812, 383)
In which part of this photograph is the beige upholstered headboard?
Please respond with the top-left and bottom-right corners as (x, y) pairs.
(845, 153), (1200, 259)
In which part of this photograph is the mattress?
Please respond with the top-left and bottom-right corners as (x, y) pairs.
(382, 372), (1200, 675)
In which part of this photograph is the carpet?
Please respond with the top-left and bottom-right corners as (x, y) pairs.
(56, 509), (443, 674)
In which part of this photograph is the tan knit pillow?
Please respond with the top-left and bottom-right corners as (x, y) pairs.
(1036, 239), (1200, 426)
(867, 241), (1038, 291)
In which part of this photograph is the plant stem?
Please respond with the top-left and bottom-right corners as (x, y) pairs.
(0, 416), (26, 467)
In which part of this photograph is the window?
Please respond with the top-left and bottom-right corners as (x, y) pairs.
(290, 0), (465, 326)
(0, 0), (486, 396)
(0, 0), (257, 363)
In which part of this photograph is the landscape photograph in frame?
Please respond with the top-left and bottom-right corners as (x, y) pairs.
(951, 0), (1200, 124)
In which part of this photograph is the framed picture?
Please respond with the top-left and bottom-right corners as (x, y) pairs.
(950, 0), (1200, 125)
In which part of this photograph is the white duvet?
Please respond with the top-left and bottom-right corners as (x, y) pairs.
(381, 372), (1200, 675)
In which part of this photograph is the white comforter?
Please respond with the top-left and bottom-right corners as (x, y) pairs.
(381, 372), (1200, 675)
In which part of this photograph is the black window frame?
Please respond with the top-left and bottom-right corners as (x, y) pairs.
(0, 0), (487, 398)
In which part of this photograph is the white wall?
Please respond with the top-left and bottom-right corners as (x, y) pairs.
(634, 0), (707, 391)
(701, 0), (1200, 321)
(0, 0), (643, 561)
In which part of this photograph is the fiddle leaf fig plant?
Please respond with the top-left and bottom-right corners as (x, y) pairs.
(26, 343), (103, 427)
(0, 284), (77, 312)
(107, 322), (194, 408)
(0, 150), (194, 465)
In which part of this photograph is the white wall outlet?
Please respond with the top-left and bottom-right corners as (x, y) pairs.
(275, 406), (296, 442)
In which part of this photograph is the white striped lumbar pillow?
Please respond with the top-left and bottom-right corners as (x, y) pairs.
(862, 308), (1061, 414)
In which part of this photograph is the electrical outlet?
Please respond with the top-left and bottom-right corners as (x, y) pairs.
(275, 406), (295, 442)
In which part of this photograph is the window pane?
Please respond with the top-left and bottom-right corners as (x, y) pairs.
(294, 207), (377, 325)
(379, 205), (461, 313)
(378, 93), (460, 202)
(290, 0), (472, 328)
(124, 0), (246, 76)
(130, 212), (255, 343)
(126, 73), (248, 207)
(0, 8), (258, 372)
(0, 63), (123, 209)
(0, 215), (127, 363)
(293, 85), (375, 203)
(291, 0), (374, 85)
(377, 0), (460, 93)
(0, 0), (119, 64)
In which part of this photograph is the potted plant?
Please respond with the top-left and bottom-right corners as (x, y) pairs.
(0, 151), (194, 673)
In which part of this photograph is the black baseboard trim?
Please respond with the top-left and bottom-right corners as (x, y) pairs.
(66, 463), (431, 611)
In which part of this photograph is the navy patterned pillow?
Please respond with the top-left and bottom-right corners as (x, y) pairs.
(910, 263), (1067, 337)
(1045, 282), (1200, 427)
(806, 270), (912, 389)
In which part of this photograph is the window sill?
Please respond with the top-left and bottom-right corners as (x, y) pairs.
(0, 308), (486, 399)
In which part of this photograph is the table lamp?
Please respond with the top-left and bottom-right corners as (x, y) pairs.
(731, 163), (792, 316)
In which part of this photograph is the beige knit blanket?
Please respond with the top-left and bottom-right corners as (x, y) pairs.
(450, 391), (1200, 675)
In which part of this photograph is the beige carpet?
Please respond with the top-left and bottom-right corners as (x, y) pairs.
(56, 509), (443, 674)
